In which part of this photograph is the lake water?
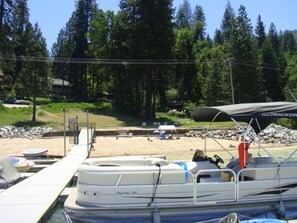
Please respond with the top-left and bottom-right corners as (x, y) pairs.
(47, 203), (65, 223)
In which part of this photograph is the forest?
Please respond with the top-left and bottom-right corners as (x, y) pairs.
(0, 0), (297, 121)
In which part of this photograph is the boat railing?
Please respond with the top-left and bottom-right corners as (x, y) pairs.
(192, 169), (236, 204)
(195, 169), (236, 182)
(237, 166), (297, 182)
(237, 166), (297, 201)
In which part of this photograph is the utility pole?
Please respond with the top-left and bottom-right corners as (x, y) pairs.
(63, 108), (66, 157)
(228, 58), (235, 104)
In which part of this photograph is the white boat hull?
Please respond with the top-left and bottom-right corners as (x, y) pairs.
(64, 156), (297, 222)
(65, 189), (297, 223)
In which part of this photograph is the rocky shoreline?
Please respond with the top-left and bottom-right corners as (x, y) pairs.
(0, 126), (55, 139)
(1, 123), (297, 145)
(185, 123), (297, 145)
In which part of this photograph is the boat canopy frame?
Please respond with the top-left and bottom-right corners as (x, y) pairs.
(191, 102), (297, 163)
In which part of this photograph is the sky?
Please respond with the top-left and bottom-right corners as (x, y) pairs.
(27, 0), (297, 52)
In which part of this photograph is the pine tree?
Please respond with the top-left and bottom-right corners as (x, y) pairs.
(281, 30), (297, 55)
(268, 23), (288, 92)
(19, 23), (50, 121)
(69, 0), (98, 100)
(192, 5), (206, 40)
(88, 9), (114, 99)
(11, 0), (30, 86)
(284, 55), (297, 101)
(230, 5), (263, 103)
(260, 38), (283, 101)
(0, 0), (14, 99)
(200, 45), (229, 105)
(268, 23), (282, 57)
(220, 1), (235, 43)
(173, 28), (196, 102)
(113, 0), (174, 120)
(0, 0), (13, 32)
(112, 0), (145, 115)
(255, 15), (266, 48)
(175, 0), (192, 29)
(213, 29), (224, 45)
(51, 19), (75, 89)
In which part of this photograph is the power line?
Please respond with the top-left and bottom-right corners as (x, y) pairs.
(0, 55), (196, 65)
(0, 55), (293, 72)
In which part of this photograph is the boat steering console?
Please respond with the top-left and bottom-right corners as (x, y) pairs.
(209, 154), (224, 168)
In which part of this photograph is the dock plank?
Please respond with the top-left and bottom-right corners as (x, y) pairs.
(0, 129), (93, 223)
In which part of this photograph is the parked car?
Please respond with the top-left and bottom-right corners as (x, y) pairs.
(14, 100), (30, 105)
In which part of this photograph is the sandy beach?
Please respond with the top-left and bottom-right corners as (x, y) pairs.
(0, 134), (294, 161)
(0, 135), (237, 160)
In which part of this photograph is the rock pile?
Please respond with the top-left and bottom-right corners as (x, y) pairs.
(259, 124), (297, 144)
(0, 126), (55, 139)
(185, 123), (297, 145)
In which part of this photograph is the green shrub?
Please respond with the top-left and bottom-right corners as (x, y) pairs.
(38, 111), (45, 117)
(35, 97), (51, 105)
(183, 101), (198, 117)
(95, 101), (113, 111)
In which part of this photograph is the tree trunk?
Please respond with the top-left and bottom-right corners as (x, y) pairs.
(144, 66), (153, 121)
(0, 0), (5, 30)
(32, 96), (36, 122)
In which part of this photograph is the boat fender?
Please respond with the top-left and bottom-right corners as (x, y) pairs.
(238, 142), (250, 169)
(177, 162), (189, 183)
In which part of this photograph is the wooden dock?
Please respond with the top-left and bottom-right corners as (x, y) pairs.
(0, 129), (93, 223)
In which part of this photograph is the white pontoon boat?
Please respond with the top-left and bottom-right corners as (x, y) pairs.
(64, 102), (297, 223)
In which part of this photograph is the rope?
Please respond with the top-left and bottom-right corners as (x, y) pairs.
(148, 162), (161, 207)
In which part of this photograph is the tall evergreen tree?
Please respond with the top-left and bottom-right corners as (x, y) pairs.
(268, 23), (281, 55)
(268, 23), (288, 92)
(69, 0), (98, 100)
(173, 28), (196, 102)
(112, 0), (145, 116)
(192, 5), (206, 41)
(0, 0), (13, 32)
(88, 9), (114, 99)
(115, 0), (174, 120)
(19, 23), (50, 121)
(213, 29), (224, 45)
(284, 54), (297, 101)
(260, 38), (282, 101)
(230, 5), (263, 103)
(199, 45), (229, 105)
(11, 0), (30, 87)
(255, 15), (266, 48)
(175, 0), (192, 29)
(0, 0), (14, 99)
(281, 30), (297, 55)
(51, 18), (75, 88)
(220, 1), (235, 43)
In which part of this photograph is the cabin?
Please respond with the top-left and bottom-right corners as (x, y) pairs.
(49, 78), (71, 100)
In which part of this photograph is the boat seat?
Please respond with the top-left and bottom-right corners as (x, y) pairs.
(199, 177), (225, 183)
(192, 149), (207, 162)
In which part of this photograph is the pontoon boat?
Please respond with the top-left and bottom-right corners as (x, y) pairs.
(64, 102), (297, 223)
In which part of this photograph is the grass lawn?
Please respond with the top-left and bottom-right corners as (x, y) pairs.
(0, 103), (237, 130)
